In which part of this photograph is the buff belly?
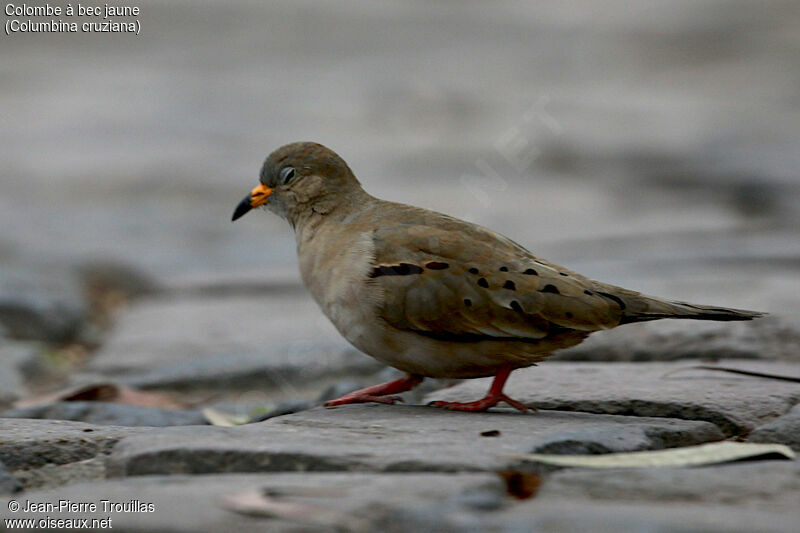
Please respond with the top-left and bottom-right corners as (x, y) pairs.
(337, 313), (589, 379)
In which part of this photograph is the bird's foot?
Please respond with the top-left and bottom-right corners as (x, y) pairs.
(323, 374), (423, 407)
(429, 365), (533, 413)
(429, 394), (532, 413)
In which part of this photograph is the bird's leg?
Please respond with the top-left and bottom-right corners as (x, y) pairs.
(324, 374), (424, 407)
(429, 365), (531, 413)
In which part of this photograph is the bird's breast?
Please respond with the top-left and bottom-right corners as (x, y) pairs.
(296, 225), (381, 348)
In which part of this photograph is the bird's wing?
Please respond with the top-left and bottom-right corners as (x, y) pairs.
(368, 209), (625, 341)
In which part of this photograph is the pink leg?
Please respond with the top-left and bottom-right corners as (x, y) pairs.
(429, 366), (531, 413)
(324, 374), (424, 407)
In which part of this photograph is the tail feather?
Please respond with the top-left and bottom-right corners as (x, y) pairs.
(619, 298), (766, 325)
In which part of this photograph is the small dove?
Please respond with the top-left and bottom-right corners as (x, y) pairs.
(232, 142), (764, 412)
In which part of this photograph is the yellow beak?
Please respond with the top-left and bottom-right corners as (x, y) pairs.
(232, 183), (273, 221)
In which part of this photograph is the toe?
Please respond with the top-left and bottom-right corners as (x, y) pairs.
(370, 395), (403, 405)
(325, 394), (403, 407)
(429, 400), (493, 412)
(499, 395), (532, 413)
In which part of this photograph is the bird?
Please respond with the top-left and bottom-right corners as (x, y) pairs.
(231, 142), (765, 412)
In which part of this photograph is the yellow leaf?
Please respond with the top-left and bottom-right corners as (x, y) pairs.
(504, 442), (795, 468)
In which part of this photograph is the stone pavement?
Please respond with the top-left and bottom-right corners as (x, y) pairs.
(425, 360), (800, 436)
(2, 1), (800, 531)
(0, 413), (797, 531)
(4, 465), (799, 533)
(2, 327), (799, 532)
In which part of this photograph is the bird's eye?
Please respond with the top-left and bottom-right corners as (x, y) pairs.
(280, 166), (296, 185)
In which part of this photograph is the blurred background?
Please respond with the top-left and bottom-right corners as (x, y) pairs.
(2, 1), (800, 410)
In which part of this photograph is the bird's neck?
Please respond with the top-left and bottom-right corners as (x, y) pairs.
(290, 185), (374, 237)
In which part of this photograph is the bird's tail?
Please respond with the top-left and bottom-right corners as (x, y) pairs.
(618, 296), (766, 324)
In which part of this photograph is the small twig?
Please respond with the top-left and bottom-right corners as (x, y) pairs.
(663, 365), (800, 383)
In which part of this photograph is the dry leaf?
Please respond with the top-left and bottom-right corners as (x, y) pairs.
(15, 383), (184, 409)
(497, 470), (542, 499)
(504, 441), (795, 469)
(220, 489), (365, 531)
(202, 407), (249, 426)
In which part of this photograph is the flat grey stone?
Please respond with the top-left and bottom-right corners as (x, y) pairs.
(537, 460), (800, 509)
(82, 294), (383, 392)
(0, 419), (147, 470)
(86, 294), (336, 372)
(106, 404), (721, 477)
(559, 316), (800, 362)
(0, 472), (499, 532)
(462, 461), (800, 533)
(368, 461), (800, 532)
(109, 350), (381, 393)
(1, 402), (208, 427)
(0, 460), (20, 495)
(0, 265), (88, 343)
(749, 404), (800, 450)
(521, 423), (712, 455)
(426, 360), (800, 436)
(12, 457), (106, 492)
(6, 468), (795, 533)
(465, 500), (799, 533)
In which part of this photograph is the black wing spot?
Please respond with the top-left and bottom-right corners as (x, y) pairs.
(425, 261), (449, 270)
(540, 284), (560, 295)
(559, 272), (569, 277)
(566, 312), (574, 319)
(503, 280), (516, 291)
(464, 298), (472, 307)
(499, 266), (509, 272)
(598, 291), (627, 310)
(510, 300), (523, 312)
(477, 277), (489, 288)
(584, 290), (594, 296)
(468, 267), (480, 275)
(369, 263), (424, 278)
(523, 268), (538, 276)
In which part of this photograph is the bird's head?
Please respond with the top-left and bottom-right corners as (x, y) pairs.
(231, 142), (362, 224)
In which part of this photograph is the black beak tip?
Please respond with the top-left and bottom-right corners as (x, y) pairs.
(231, 196), (253, 222)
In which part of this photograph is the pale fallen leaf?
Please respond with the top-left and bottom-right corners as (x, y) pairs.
(220, 488), (367, 531)
(202, 407), (249, 426)
(113, 386), (185, 409)
(14, 383), (184, 409)
(504, 441), (795, 468)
